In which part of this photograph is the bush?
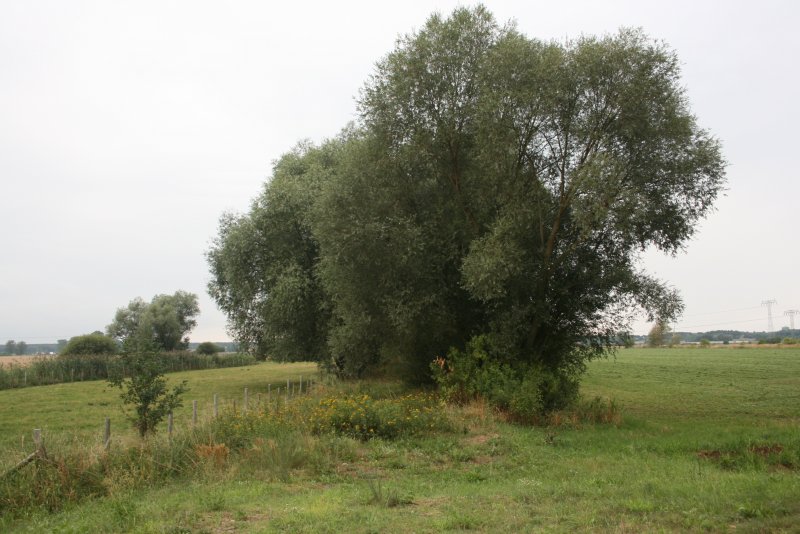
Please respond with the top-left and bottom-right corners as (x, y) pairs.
(61, 334), (118, 356)
(431, 335), (580, 423)
(303, 393), (450, 440)
(108, 343), (188, 438)
(196, 342), (224, 355)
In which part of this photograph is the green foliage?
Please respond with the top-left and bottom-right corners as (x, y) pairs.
(208, 7), (725, 390)
(700, 338), (711, 348)
(107, 291), (199, 352)
(108, 342), (188, 438)
(4, 341), (27, 355)
(431, 335), (580, 421)
(60, 333), (118, 356)
(647, 320), (671, 347)
(303, 393), (450, 440)
(195, 342), (223, 355)
(207, 142), (337, 361)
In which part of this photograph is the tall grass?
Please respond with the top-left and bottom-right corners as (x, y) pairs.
(0, 384), (450, 519)
(0, 352), (256, 391)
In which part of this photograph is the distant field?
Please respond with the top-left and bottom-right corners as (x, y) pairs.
(0, 356), (46, 368)
(2, 348), (799, 532)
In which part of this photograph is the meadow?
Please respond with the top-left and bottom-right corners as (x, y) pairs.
(1, 348), (799, 532)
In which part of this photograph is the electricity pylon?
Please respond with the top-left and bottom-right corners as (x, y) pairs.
(762, 299), (777, 332)
(785, 309), (799, 330)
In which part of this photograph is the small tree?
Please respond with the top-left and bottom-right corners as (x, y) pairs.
(108, 340), (188, 438)
(195, 341), (224, 355)
(107, 291), (199, 352)
(61, 333), (118, 355)
(647, 321), (671, 348)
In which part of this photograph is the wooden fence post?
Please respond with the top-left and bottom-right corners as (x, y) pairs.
(168, 412), (173, 438)
(33, 428), (47, 459)
(244, 387), (248, 415)
(104, 418), (111, 450)
(213, 394), (218, 418)
(192, 400), (198, 427)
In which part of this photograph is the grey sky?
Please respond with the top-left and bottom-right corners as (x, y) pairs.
(1, 0), (798, 344)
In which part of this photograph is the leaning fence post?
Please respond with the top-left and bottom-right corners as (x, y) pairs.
(243, 388), (249, 415)
(104, 418), (111, 450)
(33, 428), (47, 459)
(213, 394), (218, 418)
(192, 400), (198, 427)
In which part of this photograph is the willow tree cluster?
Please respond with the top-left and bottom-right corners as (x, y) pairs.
(208, 7), (724, 400)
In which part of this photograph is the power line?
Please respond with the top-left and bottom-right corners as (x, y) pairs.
(678, 305), (763, 319)
(674, 316), (782, 330)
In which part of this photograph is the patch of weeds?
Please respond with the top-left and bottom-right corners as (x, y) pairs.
(108, 497), (141, 529)
(200, 489), (227, 512)
(364, 477), (413, 508)
(464, 469), (486, 483)
(449, 446), (476, 463)
(738, 504), (777, 519)
(439, 514), (483, 530)
(697, 441), (799, 471)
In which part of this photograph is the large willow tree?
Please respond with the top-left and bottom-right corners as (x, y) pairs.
(208, 7), (724, 401)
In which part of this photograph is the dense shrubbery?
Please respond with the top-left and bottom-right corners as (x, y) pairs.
(431, 335), (579, 422)
(303, 393), (450, 440)
(60, 333), (118, 356)
(195, 342), (224, 355)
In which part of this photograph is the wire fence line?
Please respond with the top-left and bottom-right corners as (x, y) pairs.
(1, 378), (316, 479)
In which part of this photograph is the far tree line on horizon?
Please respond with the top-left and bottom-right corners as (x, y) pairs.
(207, 6), (726, 415)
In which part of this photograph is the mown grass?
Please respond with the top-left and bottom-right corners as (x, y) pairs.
(2, 348), (800, 532)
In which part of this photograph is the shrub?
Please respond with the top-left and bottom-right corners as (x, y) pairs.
(304, 393), (450, 440)
(108, 342), (188, 438)
(431, 335), (580, 423)
(196, 342), (224, 355)
(61, 334), (119, 356)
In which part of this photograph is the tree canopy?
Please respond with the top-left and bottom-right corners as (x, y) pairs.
(107, 291), (200, 352)
(208, 7), (725, 406)
(61, 333), (118, 356)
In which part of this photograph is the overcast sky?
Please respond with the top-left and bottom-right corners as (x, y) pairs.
(1, 0), (798, 344)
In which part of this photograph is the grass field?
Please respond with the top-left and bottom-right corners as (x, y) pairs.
(2, 348), (799, 532)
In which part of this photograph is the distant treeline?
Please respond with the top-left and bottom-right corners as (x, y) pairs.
(633, 329), (800, 344)
(0, 351), (255, 391)
(1, 341), (239, 356)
